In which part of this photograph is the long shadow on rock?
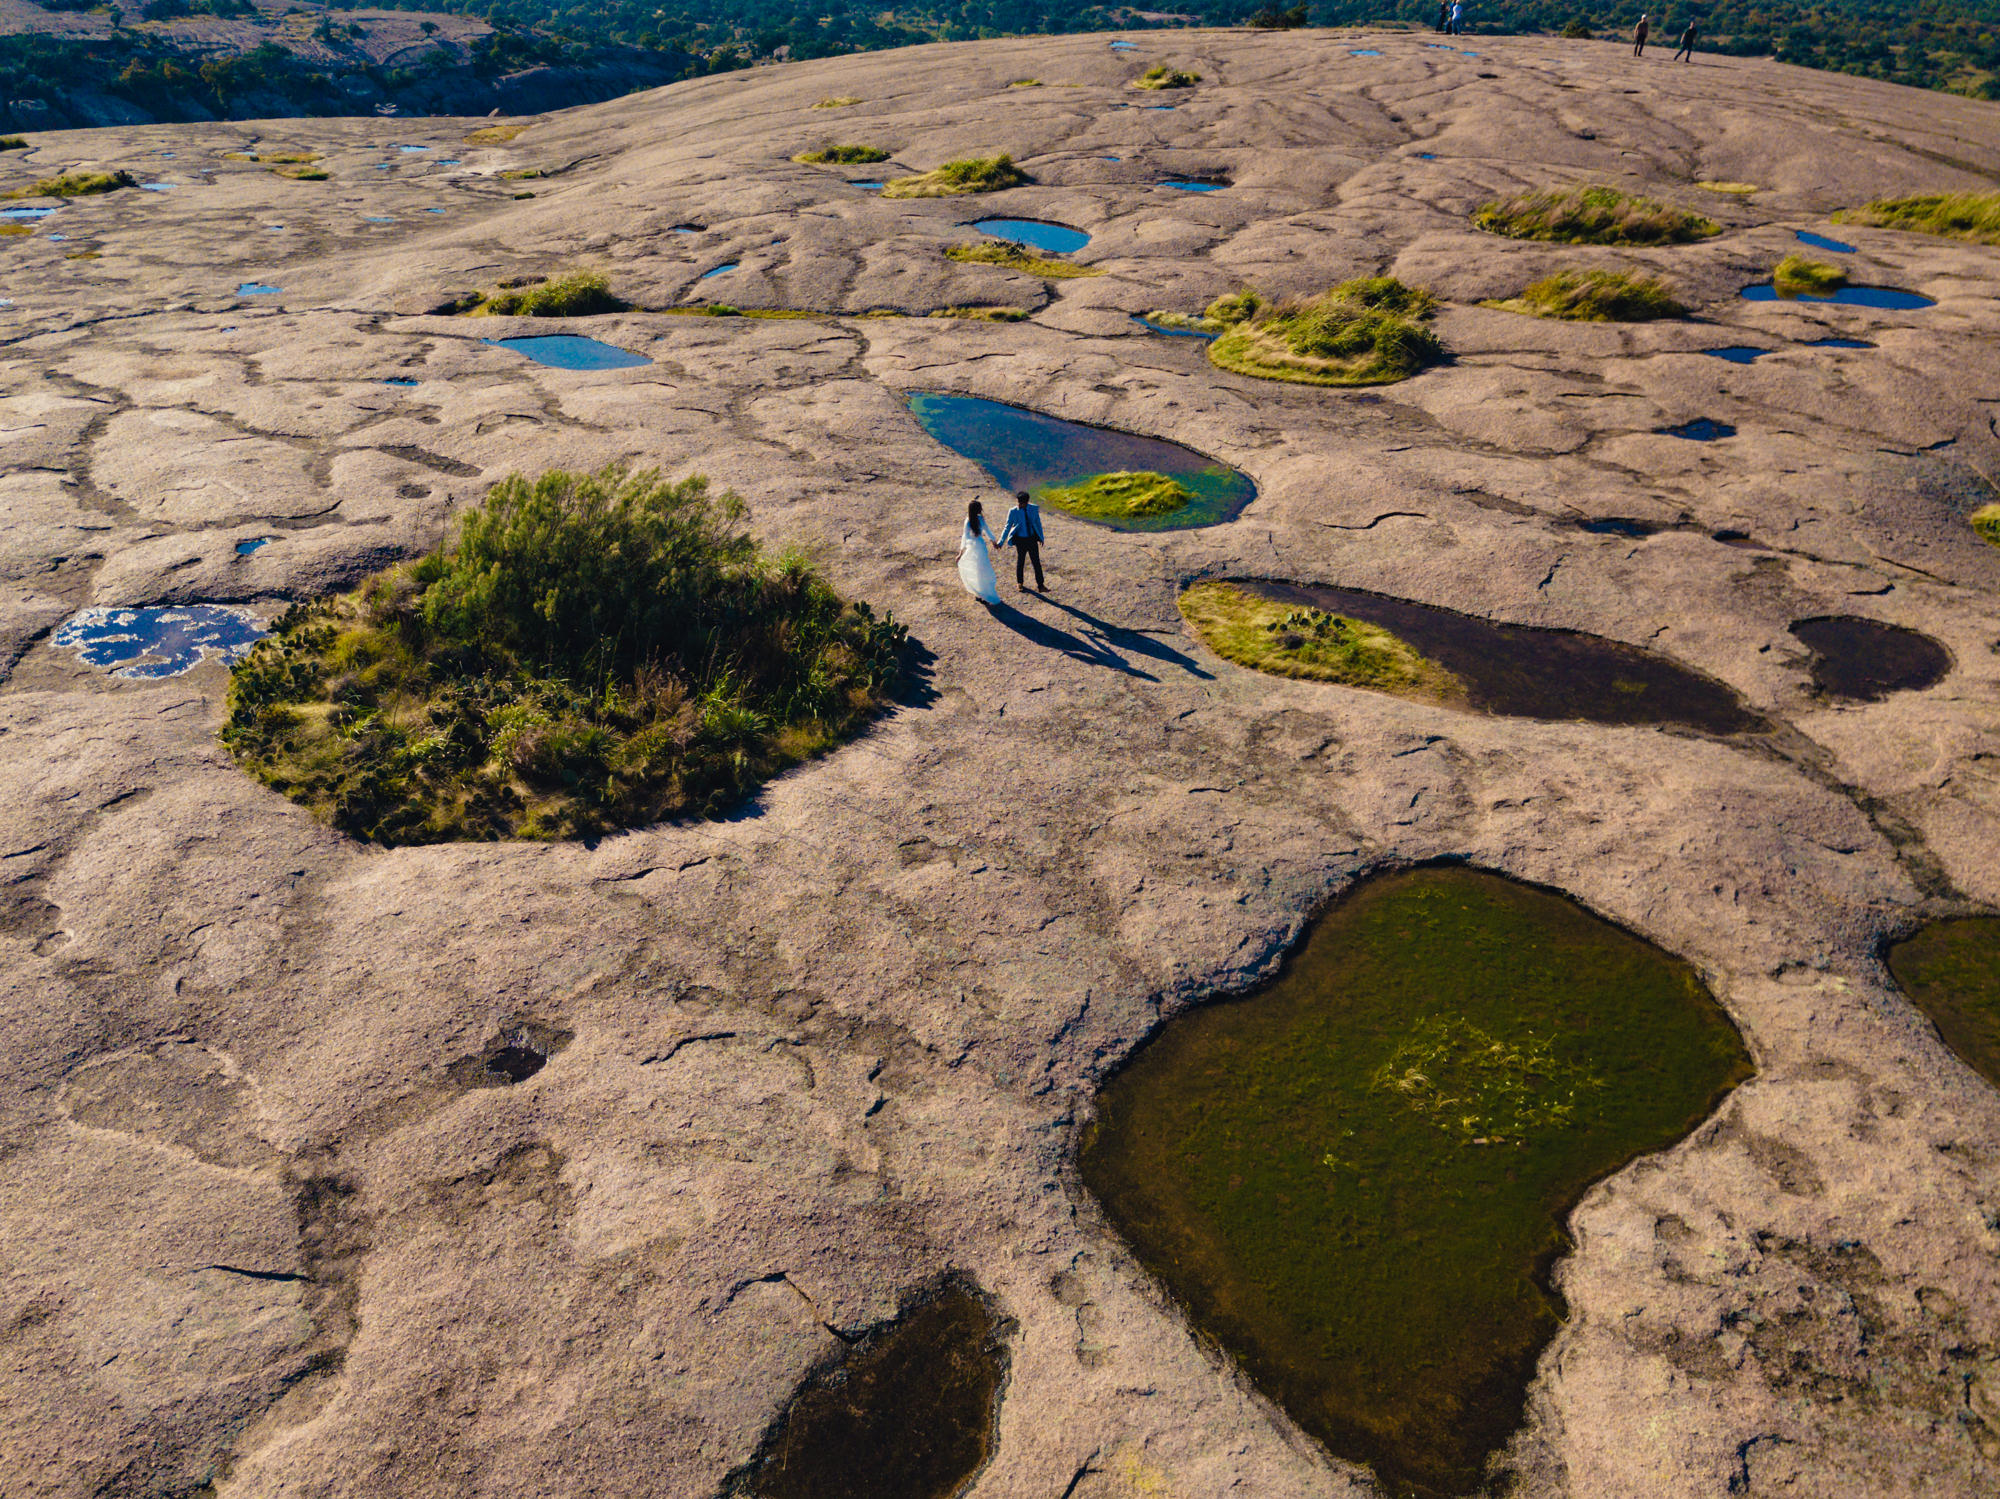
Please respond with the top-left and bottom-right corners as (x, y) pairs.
(1037, 596), (1216, 680)
(987, 601), (1162, 680)
(731, 1280), (1009, 1499)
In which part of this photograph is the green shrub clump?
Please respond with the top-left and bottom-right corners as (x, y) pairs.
(1204, 277), (1447, 386)
(793, 144), (891, 164)
(0, 136), (27, 151)
(1771, 254), (1847, 297)
(2, 169), (135, 200)
(1486, 268), (1686, 321)
(1135, 64), (1200, 89)
(1179, 582), (1460, 698)
(882, 155), (1027, 198)
(471, 272), (623, 317)
(1837, 191), (2000, 244)
(221, 465), (908, 844)
(1973, 503), (2000, 549)
(1473, 185), (1720, 246)
(945, 241), (1101, 278)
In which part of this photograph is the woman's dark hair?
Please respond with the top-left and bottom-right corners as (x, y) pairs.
(967, 498), (983, 527)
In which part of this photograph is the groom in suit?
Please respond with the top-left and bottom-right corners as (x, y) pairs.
(996, 490), (1047, 592)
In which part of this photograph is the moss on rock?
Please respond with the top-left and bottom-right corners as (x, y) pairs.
(1040, 471), (1190, 520)
(1179, 581), (1461, 699)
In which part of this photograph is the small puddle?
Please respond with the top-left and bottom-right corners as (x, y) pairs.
(1741, 282), (1934, 309)
(398, 144), (430, 153)
(363, 216), (395, 224)
(52, 604), (266, 679)
(446, 1020), (573, 1089)
(1660, 418), (1735, 441)
(908, 393), (1255, 531)
(700, 262), (739, 278)
(1789, 615), (1951, 701)
(1887, 917), (2000, 1092)
(1110, 39), (1138, 49)
(1080, 865), (1751, 1499)
(1577, 516), (1660, 537)
(850, 180), (885, 189)
(0, 205), (57, 219)
(1131, 313), (1217, 340)
(383, 377), (419, 386)
(1162, 179), (1228, 192)
(1795, 229), (1856, 254)
(1711, 529), (1762, 549)
(1350, 47), (1384, 54)
(739, 1281), (1008, 1499)
(238, 283), (282, 295)
(1416, 152), (1438, 159)
(1808, 336), (1873, 349)
(1216, 580), (1764, 731)
(140, 182), (174, 192)
(1701, 346), (1770, 364)
(235, 537), (272, 555)
(435, 159), (462, 166)
(970, 218), (1090, 254)
(484, 335), (652, 371)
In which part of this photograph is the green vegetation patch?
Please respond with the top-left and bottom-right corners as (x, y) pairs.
(1135, 63), (1200, 88)
(1473, 184), (1720, 246)
(811, 96), (862, 109)
(1772, 254), (1847, 297)
(499, 167), (549, 180)
(945, 241), (1099, 278)
(1838, 190), (2000, 244)
(0, 224), (30, 238)
(0, 136), (28, 151)
(929, 305), (1028, 321)
(1204, 278), (1447, 386)
(1179, 581), (1460, 699)
(1887, 916), (2000, 1091)
(792, 143), (890, 164)
(465, 123), (527, 144)
(1, 169), (135, 200)
(1973, 502), (2000, 548)
(221, 465), (907, 845)
(273, 165), (329, 180)
(1485, 268), (1686, 322)
(1696, 180), (1759, 195)
(1079, 865), (1752, 1499)
(1008, 77), (1043, 87)
(881, 154), (1027, 199)
(467, 272), (624, 317)
(1041, 471), (1191, 521)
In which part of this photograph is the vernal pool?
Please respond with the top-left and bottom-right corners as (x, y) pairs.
(53, 605), (266, 679)
(1741, 282), (1934, 309)
(483, 335), (652, 371)
(970, 218), (1090, 254)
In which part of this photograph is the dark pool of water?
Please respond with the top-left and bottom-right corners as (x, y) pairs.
(908, 392), (1255, 531)
(742, 1282), (1007, 1499)
(383, 377), (419, 386)
(1795, 229), (1856, 254)
(484, 1045), (547, 1083)
(1711, 529), (1762, 549)
(701, 262), (739, 278)
(1741, 282), (1934, 309)
(447, 1021), (573, 1090)
(1576, 516), (1660, 537)
(1808, 337), (1873, 349)
(1702, 346), (1770, 364)
(970, 218), (1090, 254)
(484, 335), (652, 371)
(1132, 313), (1217, 340)
(1416, 152), (1438, 159)
(1661, 418), (1735, 441)
(52, 604), (265, 679)
(1162, 180), (1228, 192)
(1788, 615), (1951, 702)
(235, 537), (272, 555)
(1080, 866), (1751, 1499)
(238, 283), (281, 295)
(1887, 917), (2000, 1092)
(1234, 580), (1764, 731)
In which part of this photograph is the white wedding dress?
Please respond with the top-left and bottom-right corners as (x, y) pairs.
(958, 517), (1002, 604)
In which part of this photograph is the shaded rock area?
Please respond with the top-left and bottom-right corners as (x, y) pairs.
(3, 28), (2000, 1499)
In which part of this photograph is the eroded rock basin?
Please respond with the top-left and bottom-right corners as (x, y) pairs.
(1079, 866), (1752, 1499)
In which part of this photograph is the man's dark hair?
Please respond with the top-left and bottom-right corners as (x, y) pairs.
(1015, 490), (1030, 503)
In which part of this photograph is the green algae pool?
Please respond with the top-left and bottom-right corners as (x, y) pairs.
(1078, 867), (1752, 1499)
(1887, 915), (2000, 1090)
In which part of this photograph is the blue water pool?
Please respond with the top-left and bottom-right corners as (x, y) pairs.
(1351, 48), (1383, 55)
(53, 605), (266, 679)
(140, 182), (174, 192)
(435, 159), (461, 166)
(383, 377), (419, 386)
(1795, 229), (1856, 254)
(427, 207), (446, 213)
(485, 335), (652, 371)
(851, 180), (885, 190)
(1132, 314), (1218, 340)
(700, 262), (739, 278)
(1702, 347), (1770, 364)
(908, 392), (1254, 532)
(364, 216), (395, 223)
(1148, 105), (1177, 111)
(1741, 282), (1933, 309)
(235, 537), (272, 555)
(373, 163), (394, 170)
(1808, 337), (1873, 348)
(1103, 155), (1122, 162)
(1417, 152), (1438, 160)
(238, 283), (281, 295)
(398, 144), (430, 152)
(0, 205), (56, 219)
(1163, 180), (1228, 192)
(1661, 418), (1735, 441)
(973, 219), (1090, 254)
(1110, 40), (1137, 49)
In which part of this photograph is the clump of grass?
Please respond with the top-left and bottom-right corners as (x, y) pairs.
(221, 151), (258, 161)
(1484, 268), (1686, 321)
(1972, 503), (2000, 548)
(468, 272), (623, 317)
(1008, 78), (1042, 87)
(1771, 254), (1847, 298)
(1135, 64), (1200, 89)
(1041, 471), (1190, 519)
(930, 305), (1028, 322)
(1373, 1015), (1603, 1146)
(793, 144), (890, 165)
(263, 152), (319, 164)
(1204, 277), (1447, 386)
(0, 136), (29, 151)
(1179, 581), (1460, 697)
(465, 123), (527, 144)
(1473, 184), (1720, 245)
(0, 223), (30, 238)
(882, 155), (1027, 199)
(1837, 190), (2000, 244)
(273, 165), (329, 181)
(812, 96), (862, 109)
(499, 167), (548, 180)
(2, 169), (135, 200)
(946, 241), (1100, 278)
(221, 464), (908, 845)
(1696, 180), (1758, 194)
(63, 248), (98, 259)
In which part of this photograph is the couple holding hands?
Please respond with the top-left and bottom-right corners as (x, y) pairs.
(958, 491), (1048, 605)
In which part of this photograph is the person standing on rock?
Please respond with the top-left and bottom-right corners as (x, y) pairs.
(1633, 12), (1650, 54)
(1435, 1), (1447, 32)
(958, 497), (1002, 605)
(1674, 19), (1698, 60)
(996, 490), (1047, 593)
(1447, 0), (1464, 35)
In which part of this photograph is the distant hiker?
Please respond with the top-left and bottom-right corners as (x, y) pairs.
(1435, 1), (1447, 32)
(958, 497), (1001, 605)
(996, 490), (1047, 593)
(1448, 1), (1464, 35)
(1674, 19), (1698, 60)
(1633, 12), (1650, 54)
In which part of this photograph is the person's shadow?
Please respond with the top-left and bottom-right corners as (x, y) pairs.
(987, 596), (1214, 681)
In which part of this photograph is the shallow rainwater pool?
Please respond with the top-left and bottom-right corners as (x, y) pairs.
(1741, 282), (1934, 309)
(235, 537), (272, 555)
(1795, 229), (1856, 253)
(484, 335), (652, 371)
(1808, 336), (1873, 348)
(1661, 418), (1735, 441)
(1702, 346), (1770, 364)
(700, 261), (739, 278)
(53, 605), (266, 679)
(1887, 917), (2000, 1092)
(1789, 615), (1951, 701)
(970, 218), (1090, 254)
(1226, 579), (1764, 731)
(1132, 313), (1217, 339)
(238, 283), (281, 295)
(0, 205), (56, 219)
(1162, 179), (1228, 192)
(1080, 865), (1751, 1499)
(908, 392), (1255, 531)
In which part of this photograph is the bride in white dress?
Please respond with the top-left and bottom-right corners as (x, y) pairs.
(958, 498), (1002, 605)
